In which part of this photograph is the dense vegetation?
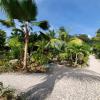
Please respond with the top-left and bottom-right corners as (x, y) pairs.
(0, 82), (15, 100)
(92, 29), (100, 58)
(0, 26), (92, 72)
(0, 0), (99, 73)
(0, 1), (100, 100)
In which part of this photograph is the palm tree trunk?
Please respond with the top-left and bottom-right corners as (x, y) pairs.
(23, 22), (29, 69)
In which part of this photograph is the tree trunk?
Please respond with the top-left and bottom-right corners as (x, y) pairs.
(74, 53), (78, 66)
(23, 22), (29, 69)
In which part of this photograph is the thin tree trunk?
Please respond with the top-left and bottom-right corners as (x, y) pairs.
(23, 22), (29, 69)
(74, 53), (78, 66)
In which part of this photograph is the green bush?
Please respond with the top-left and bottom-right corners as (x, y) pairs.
(93, 42), (100, 58)
(92, 30), (100, 58)
(66, 43), (90, 67)
(0, 60), (6, 66)
(0, 82), (16, 100)
(57, 38), (90, 67)
(27, 51), (52, 72)
(0, 60), (14, 72)
(58, 52), (68, 61)
(8, 37), (23, 59)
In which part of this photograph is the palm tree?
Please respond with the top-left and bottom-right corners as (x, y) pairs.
(58, 27), (69, 42)
(0, 0), (49, 68)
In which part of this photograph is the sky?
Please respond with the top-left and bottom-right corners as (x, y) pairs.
(35, 0), (100, 37)
(0, 0), (100, 37)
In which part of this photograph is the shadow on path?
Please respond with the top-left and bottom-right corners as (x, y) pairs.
(18, 64), (100, 100)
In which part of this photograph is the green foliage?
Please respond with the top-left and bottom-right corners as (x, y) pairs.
(0, 60), (14, 72)
(28, 51), (52, 72)
(9, 37), (22, 47)
(0, 82), (15, 100)
(93, 42), (100, 58)
(0, 59), (6, 66)
(0, 0), (37, 21)
(57, 37), (90, 67)
(31, 52), (50, 65)
(58, 52), (68, 61)
(0, 23), (92, 72)
(32, 20), (49, 30)
(58, 27), (69, 42)
(0, 19), (15, 27)
(8, 36), (23, 59)
(66, 43), (90, 66)
(92, 29), (100, 58)
(0, 0), (49, 69)
(77, 34), (91, 43)
(46, 39), (63, 51)
(47, 30), (56, 39)
(96, 29), (100, 37)
(0, 29), (6, 50)
(31, 40), (52, 65)
(69, 37), (83, 46)
(28, 39), (52, 72)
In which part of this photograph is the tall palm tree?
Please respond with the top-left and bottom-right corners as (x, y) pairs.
(0, 0), (49, 68)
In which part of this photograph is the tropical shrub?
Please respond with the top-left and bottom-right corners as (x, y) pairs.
(0, 59), (6, 66)
(93, 42), (100, 58)
(8, 36), (23, 59)
(77, 34), (91, 44)
(58, 27), (69, 42)
(92, 29), (100, 58)
(27, 40), (52, 72)
(0, 60), (15, 72)
(57, 38), (90, 67)
(0, 0), (49, 69)
(67, 43), (90, 67)
(46, 38), (64, 58)
(27, 53), (51, 72)
(0, 82), (16, 100)
(58, 52), (68, 61)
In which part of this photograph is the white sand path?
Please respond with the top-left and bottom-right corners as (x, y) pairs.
(86, 55), (100, 73)
(0, 55), (100, 100)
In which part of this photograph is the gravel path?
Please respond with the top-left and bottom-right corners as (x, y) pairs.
(86, 55), (100, 73)
(0, 73), (47, 94)
(0, 55), (100, 100)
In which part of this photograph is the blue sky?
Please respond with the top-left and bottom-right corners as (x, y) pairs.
(0, 0), (100, 37)
(36, 0), (100, 37)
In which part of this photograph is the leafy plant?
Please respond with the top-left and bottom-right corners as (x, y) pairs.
(0, 0), (49, 69)
(8, 36), (23, 59)
(66, 40), (90, 67)
(0, 82), (16, 100)
(93, 42), (100, 58)
(0, 29), (6, 50)
(57, 38), (90, 67)
(0, 60), (15, 72)
(92, 29), (100, 58)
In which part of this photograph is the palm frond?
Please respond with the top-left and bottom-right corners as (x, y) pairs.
(0, 0), (37, 21)
(12, 28), (24, 34)
(38, 20), (49, 30)
(32, 20), (49, 30)
(0, 19), (15, 27)
(0, 29), (6, 36)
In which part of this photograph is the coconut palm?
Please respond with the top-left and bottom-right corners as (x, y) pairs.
(0, 0), (49, 68)
(58, 27), (69, 42)
(67, 38), (90, 66)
